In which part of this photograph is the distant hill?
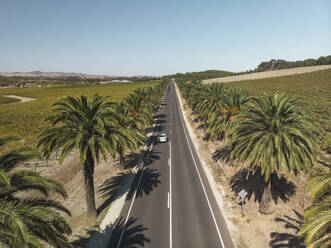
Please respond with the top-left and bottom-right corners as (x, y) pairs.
(0, 71), (109, 78)
(0, 71), (160, 87)
(165, 70), (235, 82)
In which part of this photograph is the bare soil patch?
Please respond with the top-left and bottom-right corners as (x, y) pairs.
(203, 65), (331, 84)
(16, 152), (125, 243)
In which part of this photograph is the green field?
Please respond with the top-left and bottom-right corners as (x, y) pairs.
(0, 81), (158, 147)
(227, 69), (331, 141)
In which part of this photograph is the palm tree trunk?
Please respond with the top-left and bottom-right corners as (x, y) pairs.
(120, 155), (125, 168)
(259, 182), (273, 215)
(83, 149), (96, 217)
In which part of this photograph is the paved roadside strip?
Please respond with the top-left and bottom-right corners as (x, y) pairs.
(174, 82), (238, 244)
(87, 172), (136, 247)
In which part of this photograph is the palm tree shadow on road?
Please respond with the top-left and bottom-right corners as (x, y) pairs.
(107, 217), (150, 248)
(127, 167), (161, 200)
(97, 166), (161, 215)
(71, 217), (150, 248)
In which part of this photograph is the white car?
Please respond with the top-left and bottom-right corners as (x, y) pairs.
(157, 133), (168, 143)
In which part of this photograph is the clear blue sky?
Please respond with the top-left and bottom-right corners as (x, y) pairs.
(1, 0), (330, 76)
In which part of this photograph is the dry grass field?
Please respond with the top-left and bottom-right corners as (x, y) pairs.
(203, 64), (331, 84)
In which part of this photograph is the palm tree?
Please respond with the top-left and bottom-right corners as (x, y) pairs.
(208, 87), (249, 141)
(37, 94), (124, 217)
(195, 83), (225, 122)
(299, 199), (331, 248)
(0, 136), (72, 247)
(180, 81), (204, 112)
(125, 93), (153, 129)
(299, 172), (331, 248)
(305, 172), (331, 202)
(0, 136), (36, 171)
(111, 102), (146, 167)
(0, 192), (72, 248)
(230, 94), (318, 214)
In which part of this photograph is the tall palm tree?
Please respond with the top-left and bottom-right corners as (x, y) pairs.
(180, 81), (204, 111)
(195, 83), (225, 122)
(299, 172), (331, 248)
(230, 94), (318, 214)
(208, 87), (249, 141)
(0, 136), (72, 248)
(125, 93), (153, 129)
(111, 102), (146, 167)
(37, 94), (124, 217)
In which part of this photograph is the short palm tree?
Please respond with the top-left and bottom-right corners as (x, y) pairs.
(0, 136), (72, 248)
(230, 94), (318, 214)
(37, 94), (123, 217)
(299, 172), (331, 248)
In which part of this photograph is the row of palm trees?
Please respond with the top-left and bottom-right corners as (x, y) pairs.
(177, 79), (329, 248)
(37, 81), (167, 217)
(0, 80), (167, 247)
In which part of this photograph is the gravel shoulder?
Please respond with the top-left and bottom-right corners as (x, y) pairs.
(203, 65), (331, 84)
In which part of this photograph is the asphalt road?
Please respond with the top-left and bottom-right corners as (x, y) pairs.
(110, 80), (235, 248)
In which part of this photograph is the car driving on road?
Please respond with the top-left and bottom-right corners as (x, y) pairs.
(157, 133), (168, 143)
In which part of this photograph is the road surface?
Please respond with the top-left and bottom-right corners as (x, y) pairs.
(110, 80), (235, 248)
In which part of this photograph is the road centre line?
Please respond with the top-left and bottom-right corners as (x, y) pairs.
(174, 85), (226, 248)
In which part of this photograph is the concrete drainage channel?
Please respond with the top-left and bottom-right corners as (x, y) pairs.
(87, 96), (164, 247)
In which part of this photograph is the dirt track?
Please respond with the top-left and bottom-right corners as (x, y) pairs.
(3, 94), (36, 103)
(203, 65), (331, 84)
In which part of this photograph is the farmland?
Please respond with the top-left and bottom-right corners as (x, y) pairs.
(0, 81), (158, 147)
(226, 69), (331, 146)
(203, 64), (331, 84)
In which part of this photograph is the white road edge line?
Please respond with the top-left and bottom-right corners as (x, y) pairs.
(174, 84), (226, 248)
(116, 131), (156, 248)
(169, 141), (173, 248)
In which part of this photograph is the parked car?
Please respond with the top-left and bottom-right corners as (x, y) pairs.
(157, 133), (168, 143)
